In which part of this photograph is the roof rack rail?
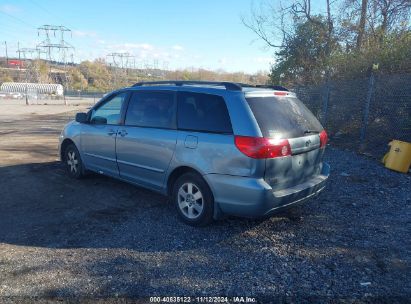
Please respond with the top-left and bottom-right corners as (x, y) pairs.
(131, 81), (289, 92)
(132, 81), (242, 91)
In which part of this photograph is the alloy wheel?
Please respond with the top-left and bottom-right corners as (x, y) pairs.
(67, 150), (79, 174)
(177, 182), (204, 219)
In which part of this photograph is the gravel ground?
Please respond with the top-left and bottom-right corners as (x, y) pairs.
(0, 105), (410, 302)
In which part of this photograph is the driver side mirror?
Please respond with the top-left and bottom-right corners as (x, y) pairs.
(75, 112), (88, 123)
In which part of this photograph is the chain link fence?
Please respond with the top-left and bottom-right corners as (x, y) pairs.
(0, 87), (106, 105)
(2, 76), (410, 159)
(64, 90), (106, 100)
(64, 90), (106, 105)
(295, 73), (411, 159)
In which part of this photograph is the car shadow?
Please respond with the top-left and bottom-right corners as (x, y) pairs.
(1, 159), (410, 298)
(0, 161), (298, 252)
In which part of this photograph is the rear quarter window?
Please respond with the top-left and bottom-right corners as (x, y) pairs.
(177, 92), (232, 134)
(246, 96), (323, 139)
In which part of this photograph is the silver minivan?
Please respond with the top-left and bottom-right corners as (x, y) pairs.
(59, 81), (330, 226)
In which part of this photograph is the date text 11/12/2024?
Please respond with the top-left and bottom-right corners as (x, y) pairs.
(149, 296), (257, 303)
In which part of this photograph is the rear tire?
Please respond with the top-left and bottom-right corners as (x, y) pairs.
(64, 144), (85, 179)
(172, 172), (214, 226)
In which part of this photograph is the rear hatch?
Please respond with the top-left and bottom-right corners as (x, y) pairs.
(246, 92), (325, 191)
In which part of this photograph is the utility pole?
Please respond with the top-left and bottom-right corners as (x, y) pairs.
(4, 41), (8, 66)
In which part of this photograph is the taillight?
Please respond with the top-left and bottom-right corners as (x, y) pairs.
(274, 91), (288, 96)
(319, 130), (328, 148)
(234, 136), (291, 159)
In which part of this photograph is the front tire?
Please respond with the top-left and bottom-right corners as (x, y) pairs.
(172, 172), (214, 226)
(64, 144), (85, 179)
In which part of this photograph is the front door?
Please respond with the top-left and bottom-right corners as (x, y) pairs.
(115, 91), (178, 190)
(81, 92), (129, 177)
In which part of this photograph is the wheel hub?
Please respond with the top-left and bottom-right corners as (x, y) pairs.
(186, 194), (195, 205)
(177, 182), (204, 219)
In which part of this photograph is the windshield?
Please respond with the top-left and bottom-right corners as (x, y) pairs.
(246, 96), (323, 139)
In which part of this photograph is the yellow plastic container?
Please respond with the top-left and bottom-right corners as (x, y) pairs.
(382, 140), (411, 173)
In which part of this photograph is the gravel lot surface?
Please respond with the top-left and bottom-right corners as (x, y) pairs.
(0, 104), (410, 302)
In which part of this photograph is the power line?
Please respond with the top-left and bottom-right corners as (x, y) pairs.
(27, 0), (79, 32)
(0, 29), (19, 39)
(0, 20), (33, 32)
(28, 0), (56, 18)
(0, 10), (35, 28)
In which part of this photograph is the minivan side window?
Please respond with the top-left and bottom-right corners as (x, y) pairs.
(125, 91), (176, 129)
(177, 92), (232, 134)
(90, 92), (128, 125)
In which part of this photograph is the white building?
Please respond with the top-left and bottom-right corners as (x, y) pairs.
(0, 82), (64, 96)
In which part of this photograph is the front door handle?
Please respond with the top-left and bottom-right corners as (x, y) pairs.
(119, 130), (128, 137)
(107, 129), (116, 136)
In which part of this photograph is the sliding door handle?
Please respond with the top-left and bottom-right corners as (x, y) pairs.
(118, 130), (128, 137)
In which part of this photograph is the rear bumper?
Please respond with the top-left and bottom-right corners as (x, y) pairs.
(205, 162), (330, 218)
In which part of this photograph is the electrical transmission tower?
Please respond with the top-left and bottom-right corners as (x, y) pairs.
(16, 46), (47, 83)
(106, 52), (134, 69)
(106, 52), (135, 89)
(17, 47), (46, 61)
(37, 25), (74, 63)
(36, 25), (74, 86)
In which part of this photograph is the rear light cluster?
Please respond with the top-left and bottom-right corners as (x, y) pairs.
(235, 130), (328, 159)
(319, 130), (328, 148)
(234, 136), (291, 159)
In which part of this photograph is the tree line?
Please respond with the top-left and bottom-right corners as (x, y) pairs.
(242, 0), (410, 86)
(0, 58), (269, 92)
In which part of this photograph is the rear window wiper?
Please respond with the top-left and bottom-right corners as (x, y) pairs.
(304, 129), (320, 134)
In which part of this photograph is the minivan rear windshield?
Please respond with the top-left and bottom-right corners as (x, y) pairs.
(246, 96), (323, 139)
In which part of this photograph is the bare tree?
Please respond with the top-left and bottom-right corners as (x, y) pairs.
(356, 0), (368, 49)
(326, 0), (334, 55)
(291, 0), (324, 26)
(338, 0), (409, 48)
(241, 1), (294, 49)
(292, 0), (335, 66)
(243, 0), (337, 53)
(373, 0), (410, 34)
